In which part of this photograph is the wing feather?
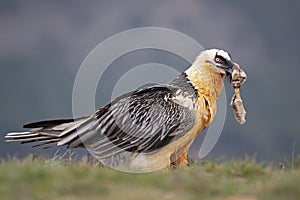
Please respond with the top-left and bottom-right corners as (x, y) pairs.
(5, 74), (198, 160)
(68, 85), (196, 156)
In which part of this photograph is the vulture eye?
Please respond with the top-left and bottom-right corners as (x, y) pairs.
(215, 57), (221, 63)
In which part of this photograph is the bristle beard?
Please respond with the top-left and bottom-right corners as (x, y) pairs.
(226, 71), (232, 82)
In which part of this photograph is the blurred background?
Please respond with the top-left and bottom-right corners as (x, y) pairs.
(1, 0), (299, 163)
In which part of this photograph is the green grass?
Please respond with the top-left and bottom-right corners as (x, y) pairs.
(1, 156), (300, 200)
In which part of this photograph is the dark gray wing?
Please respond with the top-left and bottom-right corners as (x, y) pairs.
(62, 85), (196, 158)
(5, 73), (198, 159)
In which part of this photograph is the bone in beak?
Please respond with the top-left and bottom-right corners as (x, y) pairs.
(230, 63), (247, 125)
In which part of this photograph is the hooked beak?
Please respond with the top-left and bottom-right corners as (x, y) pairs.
(217, 61), (241, 81)
(207, 60), (239, 78)
(224, 66), (233, 75)
(216, 60), (236, 76)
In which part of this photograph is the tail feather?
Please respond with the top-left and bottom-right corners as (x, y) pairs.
(58, 116), (94, 138)
(57, 117), (100, 146)
(5, 132), (37, 138)
(6, 136), (51, 143)
(23, 119), (75, 129)
(5, 116), (91, 148)
(31, 139), (61, 148)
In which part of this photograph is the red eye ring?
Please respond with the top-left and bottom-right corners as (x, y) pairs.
(215, 57), (221, 63)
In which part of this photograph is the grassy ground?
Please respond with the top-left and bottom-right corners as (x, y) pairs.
(0, 155), (300, 200)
